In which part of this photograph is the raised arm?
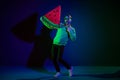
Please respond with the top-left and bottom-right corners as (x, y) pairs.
(40, 16), (60, 29)
(67, 27), (76, 41)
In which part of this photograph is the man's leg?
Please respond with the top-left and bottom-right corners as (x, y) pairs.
(58, 46), (73, 77)
(58, 46), (71, 69)
(51, 45), (61, 77)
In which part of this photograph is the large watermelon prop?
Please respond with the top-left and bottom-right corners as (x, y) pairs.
(40, 5), (61, 29)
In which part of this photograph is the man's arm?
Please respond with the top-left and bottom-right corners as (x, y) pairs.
(40, 16), (59, 29)
(67, 27), (76, 41)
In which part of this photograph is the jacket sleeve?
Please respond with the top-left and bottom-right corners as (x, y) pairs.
(40, 16), (59, 29)
(67, 27), (76, 41)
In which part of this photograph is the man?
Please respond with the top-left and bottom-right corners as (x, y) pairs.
(40, 15), (76, 77)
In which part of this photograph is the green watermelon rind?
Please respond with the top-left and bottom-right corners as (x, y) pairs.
(40, 16), (59, 29)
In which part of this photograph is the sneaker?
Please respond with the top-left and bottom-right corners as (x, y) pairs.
(68, 67), (73, 77)
(54, 72), (61, 77)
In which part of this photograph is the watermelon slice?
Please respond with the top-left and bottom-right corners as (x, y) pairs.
(40, 5), (61, 29)
(44, 5), (61, 25)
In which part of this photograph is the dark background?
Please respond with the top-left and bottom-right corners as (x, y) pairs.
(0, 0), (119, 66)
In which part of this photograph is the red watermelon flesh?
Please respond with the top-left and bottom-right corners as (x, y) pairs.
(44, 5), (61, 25)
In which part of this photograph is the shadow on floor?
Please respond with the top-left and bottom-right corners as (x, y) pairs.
(73, 70), (120, 78)
(28, 67), (55, 75)
(17, 70), (120, 80)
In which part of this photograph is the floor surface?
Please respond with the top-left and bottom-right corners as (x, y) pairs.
(0, 66), (120, 80)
